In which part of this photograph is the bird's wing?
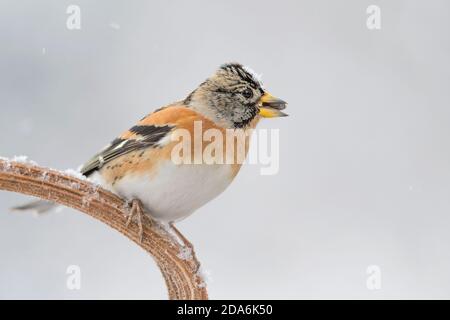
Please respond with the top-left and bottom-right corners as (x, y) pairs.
(80, 103), (198, 177)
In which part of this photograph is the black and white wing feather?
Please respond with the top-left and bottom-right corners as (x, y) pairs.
(80, 125), (173, 177)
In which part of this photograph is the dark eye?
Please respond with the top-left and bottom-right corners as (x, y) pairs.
(242, 88), (253, 99)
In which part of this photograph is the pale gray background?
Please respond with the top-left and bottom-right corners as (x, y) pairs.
(1, 0), (449, 299)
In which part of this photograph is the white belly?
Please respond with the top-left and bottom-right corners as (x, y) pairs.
(93, 162), (233, 222)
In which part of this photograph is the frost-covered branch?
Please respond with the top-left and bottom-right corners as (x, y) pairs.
(0, 157), (208, 300)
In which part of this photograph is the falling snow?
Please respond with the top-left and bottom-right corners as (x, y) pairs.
(109, 22), (120, 30)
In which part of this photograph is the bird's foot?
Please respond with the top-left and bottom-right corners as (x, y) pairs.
(126, 199), (151, 243)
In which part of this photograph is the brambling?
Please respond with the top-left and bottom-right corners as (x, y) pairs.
(15, 63), (287, 241)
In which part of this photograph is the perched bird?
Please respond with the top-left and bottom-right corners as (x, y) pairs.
(15, 63), (287, 241)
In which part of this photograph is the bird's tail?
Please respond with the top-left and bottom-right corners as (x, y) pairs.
(11, 199), (59, 215)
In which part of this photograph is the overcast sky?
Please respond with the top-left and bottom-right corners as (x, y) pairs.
(1, 0), (450, 299)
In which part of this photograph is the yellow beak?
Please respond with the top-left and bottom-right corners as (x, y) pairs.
(258, 92), (288, 118)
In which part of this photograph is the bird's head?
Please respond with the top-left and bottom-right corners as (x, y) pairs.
(185, 63), (287, 128)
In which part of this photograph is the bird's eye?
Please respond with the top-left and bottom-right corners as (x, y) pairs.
(242, 88), (253, 99)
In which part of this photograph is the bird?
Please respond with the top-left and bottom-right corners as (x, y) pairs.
(14, 63), (287, 242)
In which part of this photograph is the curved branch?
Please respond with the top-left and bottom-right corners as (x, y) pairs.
(0, 158), (208, 300)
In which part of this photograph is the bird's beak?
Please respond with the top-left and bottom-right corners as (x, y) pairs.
(258, 92), (288, 118)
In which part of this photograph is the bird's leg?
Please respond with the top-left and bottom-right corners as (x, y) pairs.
(126, 199), (149, 243)
(170, 222), (194, 252)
